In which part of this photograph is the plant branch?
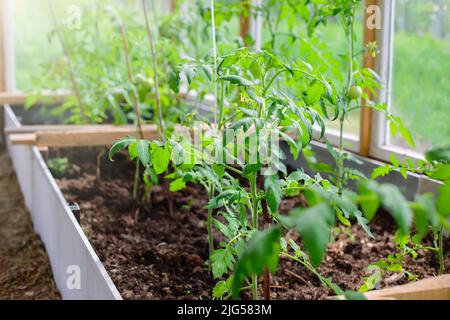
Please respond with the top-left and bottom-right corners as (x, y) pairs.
(249, 172), (260, 300)
(258, 174), (272, 300)
(207, 183), (215, 259)
(114, 11), (145, 140)
(48, 0), (88, 124)
(142, 0), (165, 141)
(438, 225), (445, 274)
(337, 10), (355, 196)
(133, 158), (140, 200)
(210, 0), (219, 124)
(223, 164), (243, 176)
(281, 252), (339, 293)
(263, 69), (287, 96)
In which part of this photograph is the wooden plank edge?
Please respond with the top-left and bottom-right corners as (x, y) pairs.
(0, 91), (69, 105)
(363, 275), (450, 300)
(9, 133), (36, 145)
(5, 124), (139, 134)
(7, 123), (213, 147)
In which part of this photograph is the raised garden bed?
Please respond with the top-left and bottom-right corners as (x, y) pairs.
(3, 104), (449, 300)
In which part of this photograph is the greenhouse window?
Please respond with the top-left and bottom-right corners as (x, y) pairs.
(370, 0), (450, 162)
(389, 0), (450, 153)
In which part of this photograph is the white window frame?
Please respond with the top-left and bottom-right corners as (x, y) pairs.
(370, 0), (424, 163)
(0, 0), (15, 92)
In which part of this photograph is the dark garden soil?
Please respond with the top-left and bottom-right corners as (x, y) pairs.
(0, 148), (60, 300)
(53, 147), (449, 300)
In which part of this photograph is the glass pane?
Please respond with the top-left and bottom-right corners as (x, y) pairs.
(13, 0), (239, 92)
(390, 0), (450, 152)
(13, 0), (171, 92)
(14, 0), (62, 91)
(177, 0), (241, 59)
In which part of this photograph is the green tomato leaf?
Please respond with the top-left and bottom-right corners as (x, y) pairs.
(264, 174), (282, 213)
(390, 154), (399, 167)
(430, 164), (450, 181)
(280, 202), (333, 266)
(212, 281), (227, 299)
(170, 178), (186, 192)
(151, 145), (171, 174)
(109, 136), (136, 161)
(211, 247), (235, 279)
(371, 164), (393, 179)
(201, 64), (213, 81)
(220, 75), (254, 87)
(399, 123), (415, 148)
(242, 163), (261, 177)
(246, 88), (264, 104)
(360, 181), (413, 233)
(358, 182), (381, 221)
(305, 80), (324, 105)
(168, 68), (181, 93)
(212, 164), (226, 178)
(413, 193), (439, 240)
(279, 131), (299, 160)
(438, 184), (450, 217)
(426, 146), (450, 163)
(128, 142), (138, 161)
(136, 140), (150, 166)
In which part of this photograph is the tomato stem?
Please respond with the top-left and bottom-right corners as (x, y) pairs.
(249, 172), (260, 299)
(48, 0), (88, 124)
(132, 158), (140, 200)
(438, 225), (445, 274)
(207, 183), (215, 261)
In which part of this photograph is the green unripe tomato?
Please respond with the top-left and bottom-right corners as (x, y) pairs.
(134, 73), (147, 84)
(348, 85), (363, 100)
(135, 73), (154, 89)
(143, 78), (154, 88)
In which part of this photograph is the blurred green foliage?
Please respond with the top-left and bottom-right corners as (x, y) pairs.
(12, 0), (450, 150)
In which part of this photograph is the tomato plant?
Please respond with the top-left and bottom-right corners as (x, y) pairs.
(36, 0), (445, 300)
(108, 0), (449, 300)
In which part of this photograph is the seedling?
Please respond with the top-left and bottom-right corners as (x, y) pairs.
(47, 157), (69, 178)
